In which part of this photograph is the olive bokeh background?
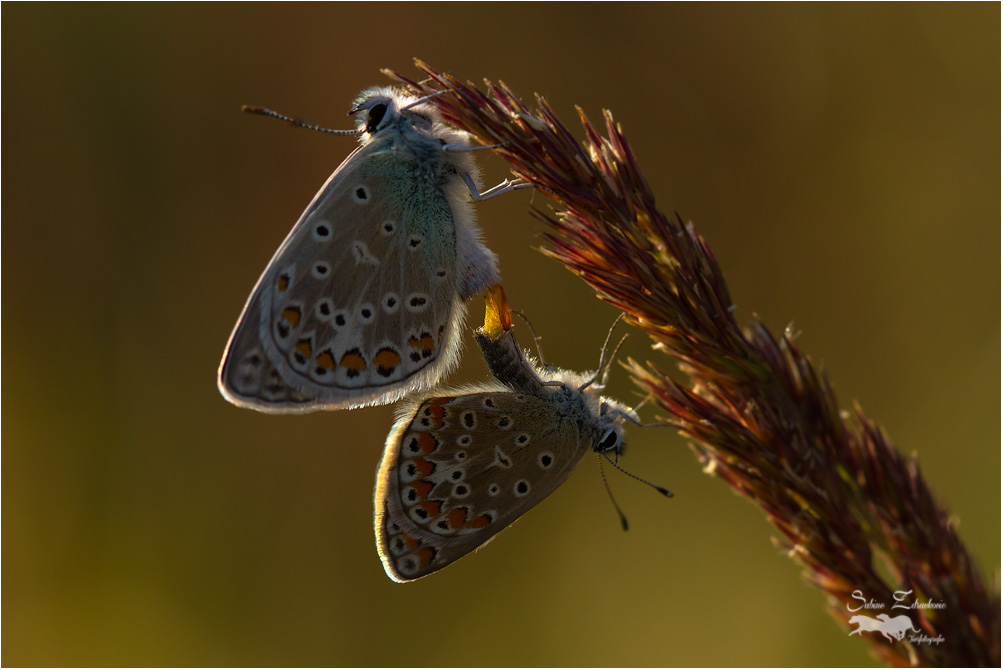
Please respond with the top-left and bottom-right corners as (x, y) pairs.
(4, 4), (999, 667)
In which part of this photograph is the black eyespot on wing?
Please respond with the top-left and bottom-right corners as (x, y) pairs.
(366, 103), (388, 133)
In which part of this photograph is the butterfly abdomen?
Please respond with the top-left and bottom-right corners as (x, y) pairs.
(474, 328), (547, 396)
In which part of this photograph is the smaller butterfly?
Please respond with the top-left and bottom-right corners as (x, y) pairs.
(374, 286), (655, 581)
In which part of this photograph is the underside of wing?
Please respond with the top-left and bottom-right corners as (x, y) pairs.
(374, 390), (589, 581)
(220, 149), (468, 412)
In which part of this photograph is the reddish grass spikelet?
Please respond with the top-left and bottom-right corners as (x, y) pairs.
(384, 60), (1000, 667)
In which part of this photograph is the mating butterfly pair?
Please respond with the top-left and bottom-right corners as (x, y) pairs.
(218, 87), (646, 581)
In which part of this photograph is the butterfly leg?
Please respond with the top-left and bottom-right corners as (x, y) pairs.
(442, 139), (512, 152)
(459, 172), (533, 201)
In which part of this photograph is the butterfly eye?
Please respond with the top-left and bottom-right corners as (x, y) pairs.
(366, 103), (388, 132)
(598, 428), (620, 452)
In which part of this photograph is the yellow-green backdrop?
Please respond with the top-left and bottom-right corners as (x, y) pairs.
(4, 3), (999, 667)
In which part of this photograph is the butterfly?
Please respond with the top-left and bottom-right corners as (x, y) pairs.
(218, 87), (524, 413)
(374, 286), (647, 581)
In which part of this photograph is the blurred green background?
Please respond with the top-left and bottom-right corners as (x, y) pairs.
(3, 3), (999, 667)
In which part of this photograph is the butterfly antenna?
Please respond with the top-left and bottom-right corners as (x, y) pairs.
(510, 309), (548, 367)
(580, 313), (626, 391)
(601, 334), (630, 388)
(597, 455), (629, 531)
(402, 89), (449, 111)
(601, 450), (674, 498)
(241, 105), (359, 136)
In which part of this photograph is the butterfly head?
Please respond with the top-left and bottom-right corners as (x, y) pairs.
(349, 87), (438, 137)
(594, 397), (637, 458)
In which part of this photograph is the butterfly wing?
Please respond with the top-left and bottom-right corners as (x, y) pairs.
(220, 145), (476, 413)
(374, 390), (592, 582)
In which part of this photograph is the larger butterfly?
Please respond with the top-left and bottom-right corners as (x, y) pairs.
(374, 287), (644, 581)
(219, 87), (518, 413)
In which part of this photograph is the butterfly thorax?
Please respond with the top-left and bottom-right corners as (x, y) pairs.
(474, 326), (628, 451)
(353, 87), (477, 187)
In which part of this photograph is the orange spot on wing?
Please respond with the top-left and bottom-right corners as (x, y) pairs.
(316, 350), (336, 370)
(340, 350), (367, 371)
(420, 500), (442, 517)
(402, 533), (419, 550)
(277, 274), (290, 292)
(413, 459), (435, 478)
(417, 432), (438, 454)
(429, 396), (454, 406)
(296, 340), (312, 357)
(374, 348), (402, 371)
(410, 480), (433, 500)
(420, 334), (435, 353)
(412, 547), (436, 568)
(447, 507), (468, 529)
(281, 307), (301, 327)
(466, 514), (493, 529)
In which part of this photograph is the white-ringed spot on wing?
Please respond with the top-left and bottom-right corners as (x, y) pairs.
(451, 484), (470, 500)
(515, 433), (530, 447)
(332, 310), (350, 328)
(460, 411), (477, 429)
(487, 483), (500, 497)
(538, 452), (555, 469)
(434, 267), (449, 281)
(381, 220), (396, 236)
(315, 298), (334, 321)
(311, 221), (332, 242)
(448, 467), (465, 483)
(513, 480), (531, 498)
(388, 536), (408, 556)
(454, 450), (467, 461)
(407, 235), (423, 252)
(482, 397), (496, 409)
(397, 556), (418, 576)
(358, 303), (375, 324)
(352, 184), (371, 204)
(374, 347), (403, 378)
(351, 240), (379, 266)
(496, 416), (512, 430)
(311, 261), (331, 279)
(381, 292), (400, 314)
(405, 292), (429, 313)
(456, 435), (472, 447)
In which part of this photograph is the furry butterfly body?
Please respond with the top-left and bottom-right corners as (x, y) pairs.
(219, 87), (502, 413)
(374, 291), (636, 581)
